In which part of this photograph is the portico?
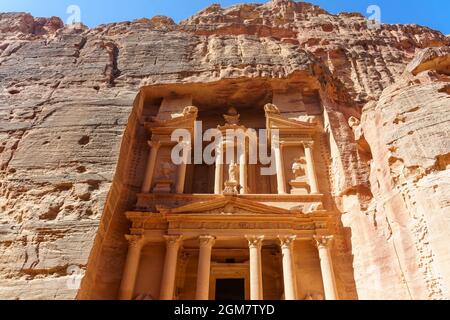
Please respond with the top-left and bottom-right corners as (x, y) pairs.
(117, 93), (340, 301)
(119, 196), (339, 300)
(82, 79), (357, 301)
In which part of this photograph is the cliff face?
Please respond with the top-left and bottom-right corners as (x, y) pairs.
(0, 0), (449, 299)
(349, 47), (450, 299)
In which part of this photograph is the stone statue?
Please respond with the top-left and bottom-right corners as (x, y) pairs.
(160, 162), (175, 179)
(223, 107), (240, 125)
(228, 161), (238, 183)
(289, 158), (310, 195)
(292, 158), (307, 180)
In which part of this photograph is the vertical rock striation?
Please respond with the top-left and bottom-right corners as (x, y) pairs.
(0, 0), (449, 299)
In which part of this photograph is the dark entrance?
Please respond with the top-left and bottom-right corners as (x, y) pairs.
(215, 279), (245, 300)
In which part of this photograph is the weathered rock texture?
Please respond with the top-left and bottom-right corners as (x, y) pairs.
(0, 0), (449, 299)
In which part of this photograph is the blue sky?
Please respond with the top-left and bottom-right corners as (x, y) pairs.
(0, 0), (448, 34)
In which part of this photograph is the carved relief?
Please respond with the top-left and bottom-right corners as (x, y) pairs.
(183, 106), (198, 116)
(289, 158), (310, 195)
(223, 107), (241, 125)
(159, 162), (176, 179)
(228, 161), (238, 183)
(314, 235), (334, 249)
(153, 161), (176, 193)
(246, 236), (265, 249)
(292, 158), (307, 180)
(278, 235), (297, 249)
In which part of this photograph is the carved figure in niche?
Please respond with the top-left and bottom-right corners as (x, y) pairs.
(223, 107), (240, 125)
(153, 162), (175, 193)
(264, 103), (280, 114)
(228, 161), (238, 183)
(223, 161), (239, 195)
(160, 162), (175, 179)
(289, 158), (310, 195)
(292, 158), (307, 181)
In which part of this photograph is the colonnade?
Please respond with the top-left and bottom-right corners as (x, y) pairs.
(118, 234), (338, 301)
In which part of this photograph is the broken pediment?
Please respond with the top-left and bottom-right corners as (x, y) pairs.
(169, 196), (293, 215)
(266, 111), (318, 133)
(145, 106), (198, 134)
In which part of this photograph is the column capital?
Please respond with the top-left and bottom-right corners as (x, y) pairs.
(278, 235), (297, 249)
(314, 235), (334, 249)
(125, 234), (144, 248)
(246, 235), (265, 249)
(303, 141), (314, 149)
(164, 235), (183, 248)
(199, 235), (216, 248)
(149, 140), (161, 149)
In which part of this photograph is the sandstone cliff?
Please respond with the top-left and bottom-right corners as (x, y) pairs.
(0, 0), (449, 299)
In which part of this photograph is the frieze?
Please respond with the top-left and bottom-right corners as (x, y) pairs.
(168, 221), (317, 230)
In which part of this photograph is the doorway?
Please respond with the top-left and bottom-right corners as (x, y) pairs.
(215, 279), (246, 300)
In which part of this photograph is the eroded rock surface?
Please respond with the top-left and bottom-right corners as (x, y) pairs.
(352, 49), (450, 299)
(0, 0), (449, 299)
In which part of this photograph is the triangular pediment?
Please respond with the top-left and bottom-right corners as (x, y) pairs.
(145, 107), (198, 132)
(169, 196), (291, 215)
(266, 113), (318, 132)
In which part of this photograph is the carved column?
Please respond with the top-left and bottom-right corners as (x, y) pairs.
(214, 143), (224, 195)
(303, 141), (319, 194)
(160, 235), (183, 300)
(118, 235), (144, 300)
(279, 235), (297, 300)
(314, 236), (338, 300)
(195, 235), (216, 300)
(273, 141), (287, 194)
(246, 236), (264, 300)
(176, 141), (191, 194)
(239, 149), (248, 194)
(142, 141), (160, 193)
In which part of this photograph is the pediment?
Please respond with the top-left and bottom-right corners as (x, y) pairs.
(266, 113), (318, 133)
(169, 196), (291, 215)
(145, 107), (198, 131)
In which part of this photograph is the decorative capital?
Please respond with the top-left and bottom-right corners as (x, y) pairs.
(164, 235), (183, 248)
(246, 235), (265, 249)
(303, 141), (314, 149)
(264, 103), (280, 114)
(125, 234), (144, 248)
(314, 235), (334, 249)
(199, 235), (216, 248)
(149, 140), (161, 149)
(278, 235), (297, 249)
(182, 106), (198, 117)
